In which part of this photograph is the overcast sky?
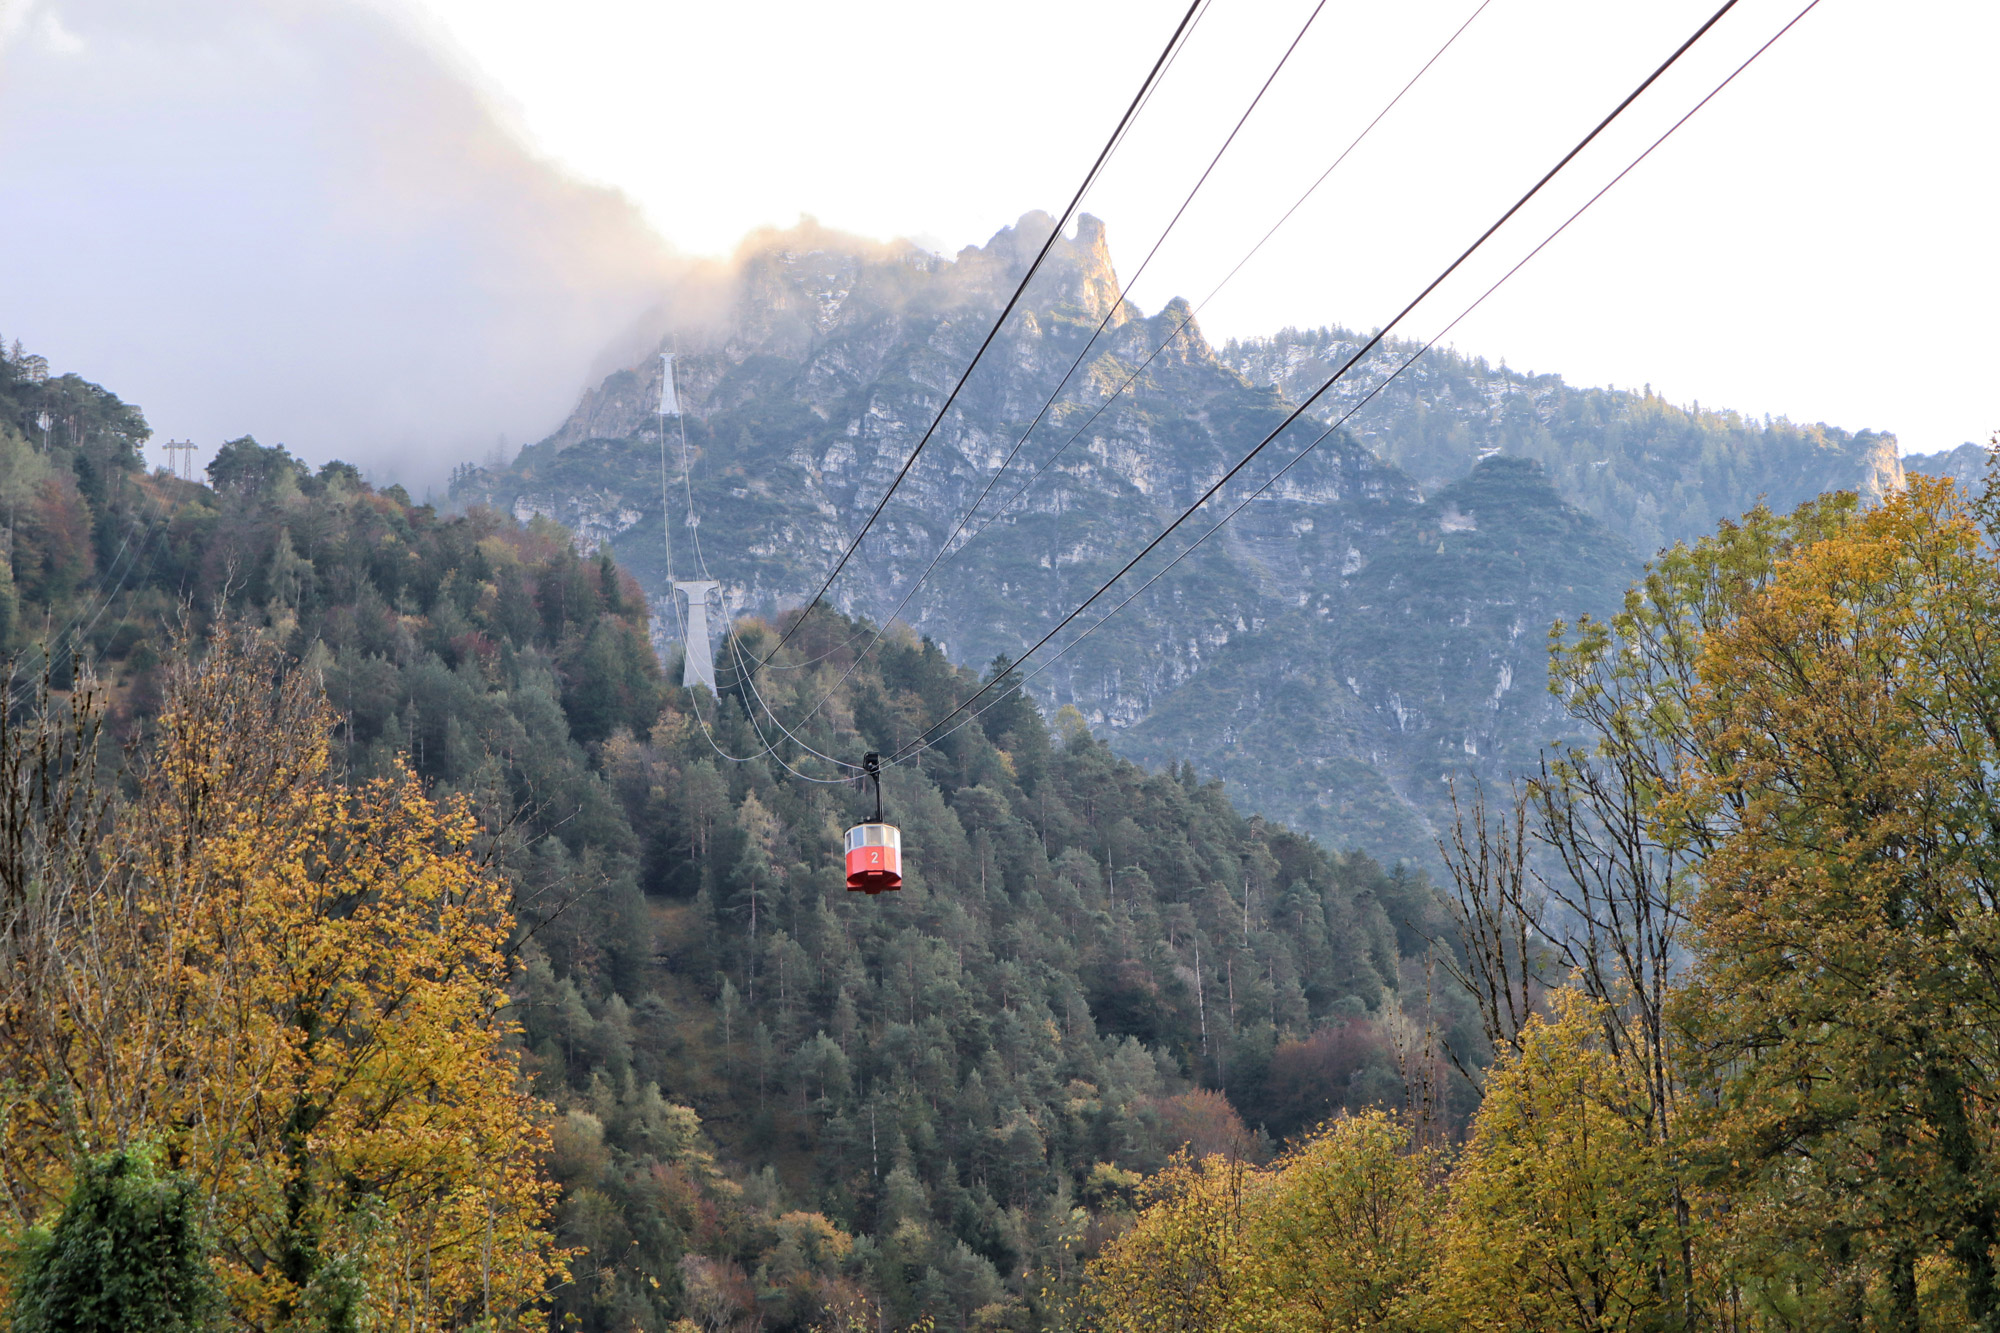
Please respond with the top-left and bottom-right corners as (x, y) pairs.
(1, 0), (1994, 485)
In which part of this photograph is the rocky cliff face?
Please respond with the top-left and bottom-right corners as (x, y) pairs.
(456, 213), (1887, 868)
(1903, 441), (1989, 489)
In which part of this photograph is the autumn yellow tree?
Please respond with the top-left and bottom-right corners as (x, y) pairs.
(0, 629), (561, 1328)
(1438, 987), (1735, 1332)
(1246, 1110), (1443, 1332)
(1432, 502), (1859, 1328)
(1521, 468), (2000, 1325)
(1084, 1114), (1445, 1333)
(1675, 473), (2000, 1328)
(1084, 1151), (1263, 1333)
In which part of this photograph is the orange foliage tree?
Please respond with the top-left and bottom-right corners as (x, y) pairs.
(0, 629), (561, 1328)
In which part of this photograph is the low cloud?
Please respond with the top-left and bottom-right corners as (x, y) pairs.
(0, 0), (682, 489)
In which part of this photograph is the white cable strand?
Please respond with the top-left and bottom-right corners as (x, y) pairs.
(649, 355), (856, 781)
(743, 0), (1492, 745)
(890, 0), (1825, 767)
(949, 0), (1501, 565)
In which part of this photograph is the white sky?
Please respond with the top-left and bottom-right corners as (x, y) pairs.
(396, 0), (1999, 455)
(0, 0), (1993, 475)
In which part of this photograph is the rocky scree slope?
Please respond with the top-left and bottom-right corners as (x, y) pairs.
(452, 213), (1872, 867)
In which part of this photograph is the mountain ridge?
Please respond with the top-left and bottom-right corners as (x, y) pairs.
(0, 336), (1466, 1332)
(1221, 324), (1904, 553)
(454, 211), (1886, 867)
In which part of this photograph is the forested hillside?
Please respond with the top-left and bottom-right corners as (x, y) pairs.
(529, 614), (1460, 1331)
(9, 311), (1995, 1328)
(0, 334), (159, 659)
(0, 340), (1456, 1332)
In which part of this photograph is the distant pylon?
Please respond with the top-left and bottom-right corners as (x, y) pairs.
(660, 353), (680, 417)
(161, 440), (198, 481)
(675, 580), (720, 694)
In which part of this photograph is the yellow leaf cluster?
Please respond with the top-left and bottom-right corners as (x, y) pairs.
(1437, 989), (1725, 1330)
(1084, 1150), (1263, 1333)
(1675, 474), (2000, 1315)
(1082, 1000), (1724, 1333)
(0, 630), (561, 1329)
(1084, 1111), (1443, 1333)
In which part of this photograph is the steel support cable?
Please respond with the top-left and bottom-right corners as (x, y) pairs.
(659, 561), (850, 780)
(763, 0), (1342, 732)
(33, 435), (199, 686)
(714, 600), (860, 776)
(648, 354), (857, 782)
(743, 0), (1208, 680)
(951, 0), (1500, 564)
(669, 357), (865, 778)
(18, 444), (288, 710)
(688, 630), (870, 781)
(729, 0), (1223, 682)
(21, 483), (148, 677)
(77, 465), (191, 647)
(888, 0), (1751, 765)
(1102, 0), (1220, 169)
(897, 0), (1824, 765)
(679, 0), (1214, 762)
(12, 470), (175, 707)
(722, 633), (858, 782)
(721, 639), (856, 773)
(43, 525), (140, 663)
(640, 338), (860, 780)
(679, 0), (1219, 694)
(668, 356), (868, 775)
(653, 361), (787, 771)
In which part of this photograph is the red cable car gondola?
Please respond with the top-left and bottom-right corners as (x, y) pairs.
(845, 753), (902, 894)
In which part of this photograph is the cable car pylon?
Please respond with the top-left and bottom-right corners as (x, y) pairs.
(844, 753), (902, 895)
(675, 580), (720, 694)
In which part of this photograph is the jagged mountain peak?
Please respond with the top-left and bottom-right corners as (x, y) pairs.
(725, 209), (1132, 349)
(951, 210), (1128, 324)
(541, 210), (1144, 454)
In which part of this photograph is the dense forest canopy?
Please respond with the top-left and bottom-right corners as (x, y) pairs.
(0, 340), (1458, 1332)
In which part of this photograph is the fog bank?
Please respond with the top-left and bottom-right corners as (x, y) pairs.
(0, 0), (682, 488)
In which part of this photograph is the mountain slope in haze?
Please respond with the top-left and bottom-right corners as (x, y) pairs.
(1903, 440), (1991, 489)
(1117, 454), (1632, 855)
(452, 212), (1880, 867)
(1220, 324), (1905, 557)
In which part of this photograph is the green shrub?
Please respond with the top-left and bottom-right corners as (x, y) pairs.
(7, 1146), (220, 1333)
